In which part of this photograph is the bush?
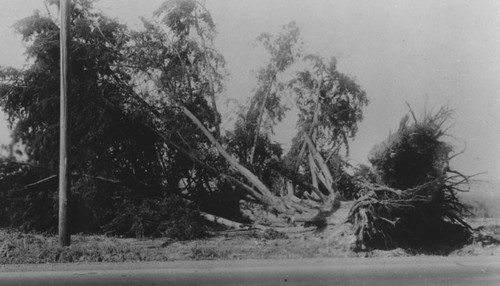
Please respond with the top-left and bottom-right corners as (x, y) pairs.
(102, 194), (208, 240)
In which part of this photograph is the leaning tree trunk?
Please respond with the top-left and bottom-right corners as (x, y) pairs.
(182, 106), (341, 221)
(124, 80), (340, 225)
(193, 14), (222, 139)
(182, 106), (294, 215)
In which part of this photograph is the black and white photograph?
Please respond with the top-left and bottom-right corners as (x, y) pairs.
(0, 0), (499, 285)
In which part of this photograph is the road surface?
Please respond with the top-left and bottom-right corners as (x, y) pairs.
(1, 256), (499, 285)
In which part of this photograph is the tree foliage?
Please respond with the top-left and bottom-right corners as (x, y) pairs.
(290, 55), (368, 157)
(244, 22), (301, 165)
(124, 0), (242, 219)
(1, 0), (372, 237)
(0, 0), (209, 237)
(232, 23), (368, 202)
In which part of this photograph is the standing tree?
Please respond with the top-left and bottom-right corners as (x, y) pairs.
(125, 0), (230, 206)
(0, 0), (171, 235)
(246, 22), (301, 165)
(290, 55), (367, 157)
(285, 55), (368, 200)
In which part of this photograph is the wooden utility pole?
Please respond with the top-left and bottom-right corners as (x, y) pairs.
(59, 0), (71, 247)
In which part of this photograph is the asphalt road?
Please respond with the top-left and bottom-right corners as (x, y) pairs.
(1, 256), (499, 286)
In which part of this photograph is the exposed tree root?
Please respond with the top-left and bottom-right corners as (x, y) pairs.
(349, 107), (473, 251)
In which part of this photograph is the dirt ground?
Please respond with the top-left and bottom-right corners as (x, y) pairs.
(1, 200), (499, 265)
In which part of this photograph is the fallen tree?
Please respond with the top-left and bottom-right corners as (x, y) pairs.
(0, 0), (367, 236)
(122, 14), (368, 228)
(164, 104), (340, 225)
(348, 107), (472, 250)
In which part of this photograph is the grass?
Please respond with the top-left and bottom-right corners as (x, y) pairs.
(1, 189), (499, 265)
(0, 230), (171, 264)
(189, 244), (229, 260)
(3, 223), (497, 265)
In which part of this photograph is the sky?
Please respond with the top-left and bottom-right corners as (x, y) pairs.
(0, 0), (499, 181)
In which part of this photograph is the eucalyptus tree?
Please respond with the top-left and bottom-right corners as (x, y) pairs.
(291, 55), (367, 155)
(281, 54), (368, 204)
(0, 0), (167, 233)
(245, 22), (301, 165)
(125, 0), (230, 205)
(236, 23), (368, 203)
(286, 55), (368, 183)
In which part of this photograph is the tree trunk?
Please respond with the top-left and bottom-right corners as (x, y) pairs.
(193, 15), (221, 139)
(182, 106), (293, 215)
(295, 86), (321, 170)
(200, 212), (253, 229)
(308, 153), (327, 201)
(125, 85), (340, 225)
(248, 85), (271, 165)
(303, 133), (338, 194)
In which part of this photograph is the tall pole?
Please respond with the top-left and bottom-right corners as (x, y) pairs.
(59, 0), (71, 247)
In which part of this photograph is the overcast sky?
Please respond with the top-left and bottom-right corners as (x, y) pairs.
(1, 0), (499, 181)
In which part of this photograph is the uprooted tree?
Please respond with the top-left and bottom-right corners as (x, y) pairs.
(348, 107), (472, 250)
(126, 3), (368, 226)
